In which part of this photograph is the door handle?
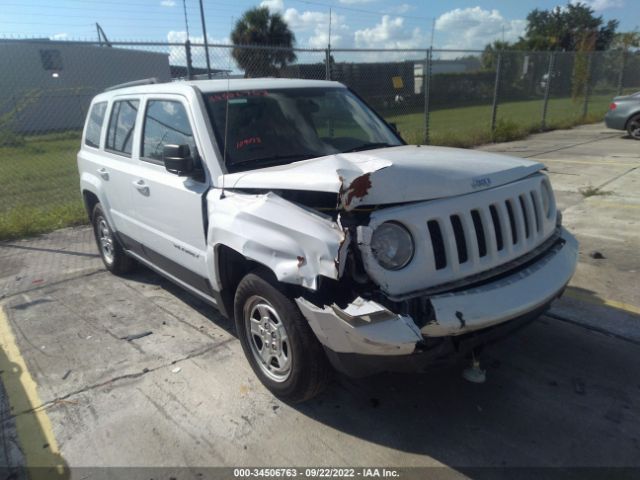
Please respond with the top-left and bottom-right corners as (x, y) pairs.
(97, 168), (109, 180)
(133, 179), (150, 196)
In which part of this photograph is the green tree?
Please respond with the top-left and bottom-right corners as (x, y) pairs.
(613, 31), (640, 51)
(523, 2), (618, 51)
(480, 41), (512, 70)
(611, 31), (640, 92)
(231, 6), (297, 78)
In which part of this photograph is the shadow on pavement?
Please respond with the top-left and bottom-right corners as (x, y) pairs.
(295, 317), (640, 467)
(125, 266), (640, 468)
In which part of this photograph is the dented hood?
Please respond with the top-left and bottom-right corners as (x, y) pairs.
(222, 145), (545, 210)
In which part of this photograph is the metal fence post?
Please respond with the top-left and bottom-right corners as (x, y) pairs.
(325, 47), (331, 80)
(185, 40), (193, 80)
(582, 52), (593, 119)
(423, 48), (432, 145)
(617, 50), (627, 96)
(541, 52), (555, 130)
(490, 52), (502, 133)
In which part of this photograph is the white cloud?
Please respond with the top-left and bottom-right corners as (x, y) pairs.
(284, 9), (348, 48)
(351, 15), (428, 61)
(160, 0), (176, 6)
(260, 0), (348, 48)
(570, 0), (624, 11)
(260, 0), (284, 11)
(435, 7), (525, 51)
(354, 15), (426, 49)
(338, 0), (375, 4)
(50, 33), (68, 40)
(167, 31), (230, 67)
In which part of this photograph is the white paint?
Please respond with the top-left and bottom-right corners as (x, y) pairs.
(359, 173), (558, 296)
(424, 228), (578, 336)
(295, 297), (422, 356)
(222, 145), (544, 210)
(207, 190), (347, 290)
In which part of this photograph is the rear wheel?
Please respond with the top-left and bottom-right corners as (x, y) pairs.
(92, 203), (135, 274)
(627, 113), (640, 140)
(234, 271), (332, 403)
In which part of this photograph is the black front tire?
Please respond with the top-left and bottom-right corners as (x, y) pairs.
(92, 203), (136, 275)
(626, 113), (640, 140)
(234, 271), (332, 403)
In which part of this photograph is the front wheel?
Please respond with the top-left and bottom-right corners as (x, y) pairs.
(234, 271), (332, 403)
(627, 113), (640, 140)
(92, 203), (136, 275)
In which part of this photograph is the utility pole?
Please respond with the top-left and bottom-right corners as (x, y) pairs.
(199, 0), (212, 79)
(328, 7), (332, 50)
(182, 0), (190, 40)
(429, 17), (436, 49)
(326, 7), (332, 80)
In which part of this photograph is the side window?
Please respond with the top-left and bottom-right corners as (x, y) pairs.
(142, 100), (195, 162)
(106, 100), (139, 156)
(85, 102), (107, 148)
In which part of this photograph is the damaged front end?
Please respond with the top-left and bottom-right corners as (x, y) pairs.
(212, 159), (578, 377)
(294, 228), (577, 376)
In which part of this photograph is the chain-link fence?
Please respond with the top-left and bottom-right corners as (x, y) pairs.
(0, 37), (639, 246)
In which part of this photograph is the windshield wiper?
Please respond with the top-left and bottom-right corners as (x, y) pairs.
(229, 153), (317, 169)
(342, 142), (394, 153)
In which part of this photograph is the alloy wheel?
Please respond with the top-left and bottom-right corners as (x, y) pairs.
(244, 295), (292, 382)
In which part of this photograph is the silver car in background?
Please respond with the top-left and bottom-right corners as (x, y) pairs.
(605, 92), (640, 140)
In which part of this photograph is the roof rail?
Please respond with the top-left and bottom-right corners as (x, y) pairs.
(104, 77), (160, 92)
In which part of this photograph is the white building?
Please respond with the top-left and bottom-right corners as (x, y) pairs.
(0, 40), (171, 134)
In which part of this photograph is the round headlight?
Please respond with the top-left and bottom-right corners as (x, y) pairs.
(370, 222), (414, 270)
(541, 180), (553, 218)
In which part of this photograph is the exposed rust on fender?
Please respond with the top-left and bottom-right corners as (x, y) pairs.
(340, 173), (372, 209)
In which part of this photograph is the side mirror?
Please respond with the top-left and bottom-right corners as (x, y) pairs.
(163, 144), (193, 176)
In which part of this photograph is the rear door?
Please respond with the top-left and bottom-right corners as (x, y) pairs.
(93, 97), (140, 237)
(127, 95), (210, 285)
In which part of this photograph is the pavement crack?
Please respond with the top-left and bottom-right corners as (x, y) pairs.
(595, 166), (638, 191)
(523, 134), (620, 159)
(6, 340), (232, 418)
(545, 312), (640, 347)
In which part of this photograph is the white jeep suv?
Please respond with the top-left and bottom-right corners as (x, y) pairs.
(78, 78), (578, 402)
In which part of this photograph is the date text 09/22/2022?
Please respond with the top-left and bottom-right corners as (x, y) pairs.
(233, 468), (400, 478)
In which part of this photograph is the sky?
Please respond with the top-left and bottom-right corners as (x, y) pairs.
(0, 0), (637, 52)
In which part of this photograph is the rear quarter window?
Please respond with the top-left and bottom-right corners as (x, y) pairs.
(84, 102), (107, 148)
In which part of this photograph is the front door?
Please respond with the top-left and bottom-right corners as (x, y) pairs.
(127, 95), (210, 290)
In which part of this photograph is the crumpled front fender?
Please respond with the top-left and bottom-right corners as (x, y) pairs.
(207, 190), (348, 290)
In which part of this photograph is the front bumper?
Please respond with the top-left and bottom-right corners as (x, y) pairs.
(296, 227), (578, 375)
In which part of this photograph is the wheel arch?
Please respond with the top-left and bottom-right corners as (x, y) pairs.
(79, 172), (113, 226)
(625, 110), (640, 130)
(82, 190), (100, 222)
(215, 244), (264, 321)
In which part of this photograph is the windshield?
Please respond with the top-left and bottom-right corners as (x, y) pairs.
(202, 87), (402, 172)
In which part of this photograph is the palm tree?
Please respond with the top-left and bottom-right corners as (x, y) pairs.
(231, 6), (297, 78)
